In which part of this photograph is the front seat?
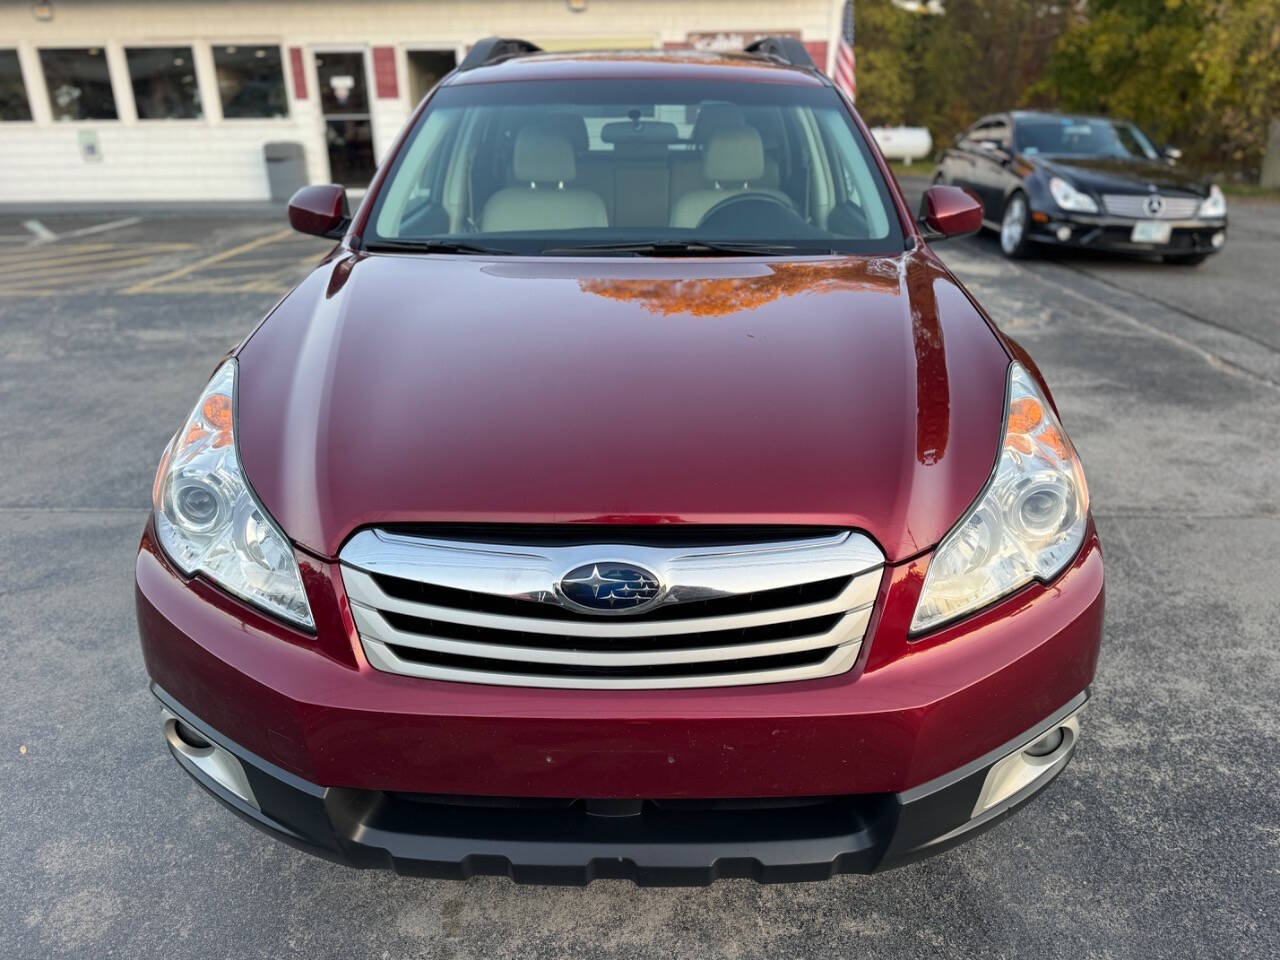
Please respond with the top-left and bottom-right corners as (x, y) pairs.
(668, 127), (792, 229)
(481, 128), (608, 232)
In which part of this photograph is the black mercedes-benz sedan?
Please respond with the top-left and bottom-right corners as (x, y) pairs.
(933, 111), (1226, 264)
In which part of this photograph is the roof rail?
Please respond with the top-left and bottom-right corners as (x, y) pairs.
(458, 36), (543, 72)
(743, 36), (817, 70)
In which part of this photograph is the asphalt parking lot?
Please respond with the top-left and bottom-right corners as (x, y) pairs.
(2, 184), (1278, 959)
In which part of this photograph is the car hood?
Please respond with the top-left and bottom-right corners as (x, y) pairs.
(236, 250), (1011, 562)
(1031, 154), (1209, 195)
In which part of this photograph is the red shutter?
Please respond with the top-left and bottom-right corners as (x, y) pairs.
(288, 46), (307, 100)
(373, 46), (398, 99)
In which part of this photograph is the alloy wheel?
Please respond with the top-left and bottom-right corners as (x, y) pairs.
(1000, 195), (1026, 256)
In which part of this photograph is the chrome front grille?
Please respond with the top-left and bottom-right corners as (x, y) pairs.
(339, 527), (884, 689)
(1101, 193), (1200, 219)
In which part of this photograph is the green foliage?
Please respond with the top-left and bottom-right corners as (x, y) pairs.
(1041, 4), (1203, 138)
(850, 2), (917, 127)
(1039, 0), (1280, 174)
(1193, 0), (1280, 174)
(855, 0), (1073, 150)
(853, 0), (1279, 178)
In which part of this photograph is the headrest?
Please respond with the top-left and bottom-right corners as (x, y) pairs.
(514, 128), (576, 184)
(749, 110), (784, 151)
(704, 127), (765, 184)
(542, 113), (589, 154)
(692, 102), (746, 144)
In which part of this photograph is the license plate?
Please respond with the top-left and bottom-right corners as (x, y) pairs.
(1131, 220), (1172, 244)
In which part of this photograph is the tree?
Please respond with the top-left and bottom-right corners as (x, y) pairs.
(1194, 0), (1280, 179)
(851, 0), (1278, 180)
(1042, 0), (1280, 179)
(854, 0), (1073, 149)
(849, 0), (919, 129)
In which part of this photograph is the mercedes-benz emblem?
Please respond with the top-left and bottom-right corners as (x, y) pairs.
(558, 562), (662, 614)
(1143, 194), (1164, 217)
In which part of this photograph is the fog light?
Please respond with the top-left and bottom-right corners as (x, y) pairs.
(1211, 231), (1225, 249)
(1055, 226), (1072, 242)
(163, 712), (258, 809)
(173, 719), (211, 750)
(1023, 727), (1066, 758)
(971, 711), (1081, 816)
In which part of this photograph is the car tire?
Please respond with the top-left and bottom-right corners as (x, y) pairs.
(1163, 253), (1208, 266)
(999, 192), (1033, 259)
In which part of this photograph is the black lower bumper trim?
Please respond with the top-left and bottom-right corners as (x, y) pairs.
(1028, 220), (1225, 256)
(152, 684), (1087, 885)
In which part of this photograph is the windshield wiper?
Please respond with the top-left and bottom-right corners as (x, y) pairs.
(539, 240), (835, 257)
(362, 238), (515, 255)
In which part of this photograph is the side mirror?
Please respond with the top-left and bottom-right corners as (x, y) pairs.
(976, 140), (1011, 164)
(287, 184), (350, 239)
(918, 185), (983, 241)
(1163, 144), (1183, 163)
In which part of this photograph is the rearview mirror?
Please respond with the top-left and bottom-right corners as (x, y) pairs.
(287, 184), (350, 239)
(918, 185), (983, 241)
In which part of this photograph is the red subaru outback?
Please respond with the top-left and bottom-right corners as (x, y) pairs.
(136, 38), (1102, 884)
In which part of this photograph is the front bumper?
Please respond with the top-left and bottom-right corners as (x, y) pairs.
(136, 519), (1104, 880)
(1026, 213), (1226, 256)
(156, 682), (1087, 884)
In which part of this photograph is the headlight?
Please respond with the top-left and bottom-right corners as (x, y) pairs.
(1048, 176), (1099, 213)
(152, 360), (314, 628)
(1198, 184), (1226, 218)
(911, 363), (1089, 633)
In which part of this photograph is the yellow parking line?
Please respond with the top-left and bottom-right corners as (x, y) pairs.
(0, 244), (121, 270)
(0, 243), (194, 275)
(196, 260), (303, 273)
(0, 255), (156, 284)
(14, 240), (190, 258)
(124, 228), (294, 294)
(144, 279), (292, 295)
(0, 250), (160, 278)
(10, 245), (119, 261)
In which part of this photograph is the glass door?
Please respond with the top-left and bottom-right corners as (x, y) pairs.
(315, 50), (375, 187)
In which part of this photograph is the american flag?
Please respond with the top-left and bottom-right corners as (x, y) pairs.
(833, 0), (856, 101)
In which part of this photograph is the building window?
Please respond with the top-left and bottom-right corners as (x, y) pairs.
(213, 45), (288, 118)
(126, 46), (201, 119)
(0, 49), (32, 121)
(40, 47), (118, 120)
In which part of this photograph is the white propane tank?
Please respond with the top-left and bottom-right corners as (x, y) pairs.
(870, 127), (933, 164)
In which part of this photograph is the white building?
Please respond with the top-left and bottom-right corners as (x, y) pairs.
(0, 0), (842, 204)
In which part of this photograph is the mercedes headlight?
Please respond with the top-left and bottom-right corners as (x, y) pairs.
(1198, 184), (1226, 218)
(1048, 176), (1099, 214)
(152, 360), (314, 628)
(911, 363), (1089, 633)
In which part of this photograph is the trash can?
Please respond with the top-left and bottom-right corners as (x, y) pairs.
(263, 141), (307, 202)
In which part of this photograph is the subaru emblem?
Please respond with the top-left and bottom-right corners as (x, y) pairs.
(558, 562), (662, 614)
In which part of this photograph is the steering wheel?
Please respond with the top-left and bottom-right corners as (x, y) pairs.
(696, 192), (800, 232)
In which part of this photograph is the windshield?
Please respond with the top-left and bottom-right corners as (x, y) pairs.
(1014, 118), (1159, 160)
(365, 78), (903, 255)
